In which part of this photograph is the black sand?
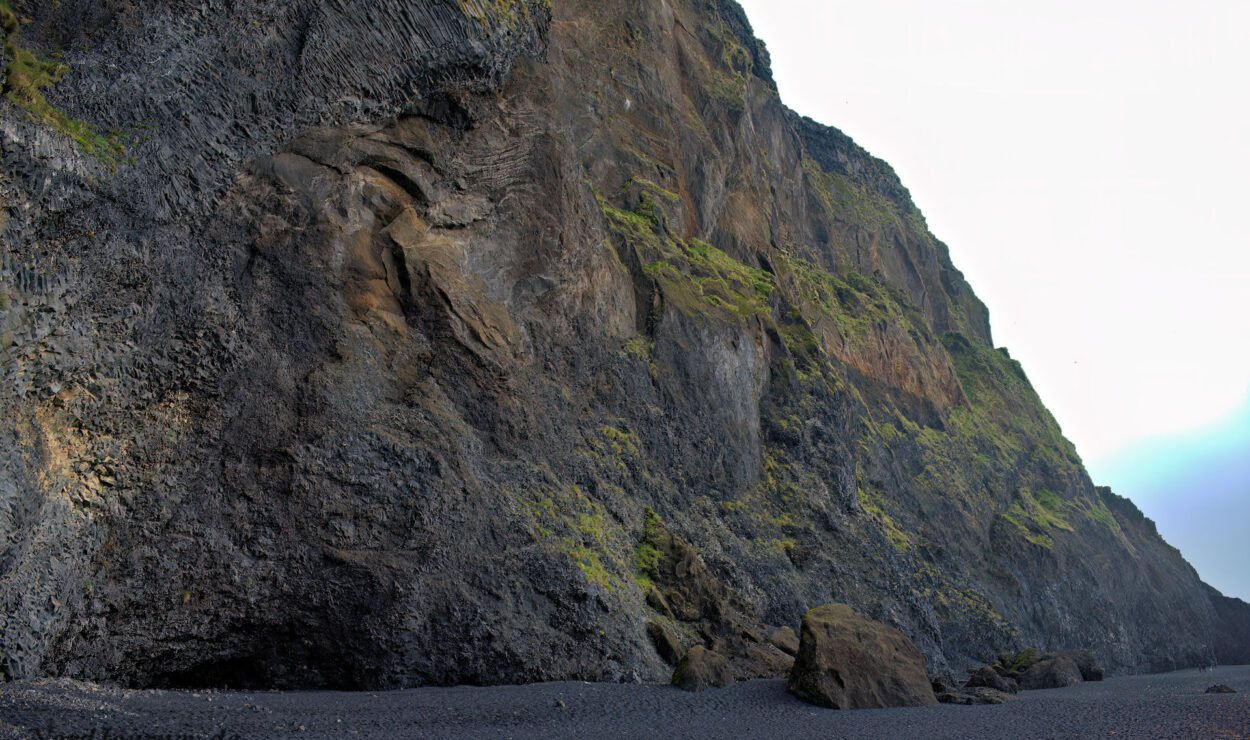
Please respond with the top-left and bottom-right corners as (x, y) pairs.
(2, 666), (1247, 739)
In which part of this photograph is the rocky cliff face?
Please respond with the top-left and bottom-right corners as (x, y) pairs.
(2, 0), (1246, 688)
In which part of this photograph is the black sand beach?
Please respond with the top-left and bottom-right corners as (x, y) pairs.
(1, 666), (1247, 739)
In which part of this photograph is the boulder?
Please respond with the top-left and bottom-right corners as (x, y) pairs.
(767, 626), (800, 656)
(1019, 655), (1083, 690)
(1049, 650), (1105, 681)
(1205, 684), (1236, 694)
(786, 604), (938, 709)
(937, 686), (1018, 705)
(964, 665), (1018, 693)
(1009, 647), (1043, 673)
(672, 646), (732, 691)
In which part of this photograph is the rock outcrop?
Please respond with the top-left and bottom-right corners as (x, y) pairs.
(671, 646), (732, 692)
(2, 0), (1249, 689)
(1018, 655), (1083, 690)
(968, 647), (1104, 692)
(786, 604), (938, 709)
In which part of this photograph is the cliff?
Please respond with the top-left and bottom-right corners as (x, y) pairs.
(1, 0), (1245, 688)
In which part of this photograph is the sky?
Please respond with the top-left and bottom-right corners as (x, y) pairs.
(733, 0), (1250, 600)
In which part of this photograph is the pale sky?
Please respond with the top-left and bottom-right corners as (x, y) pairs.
(735, 0), (1250, 599)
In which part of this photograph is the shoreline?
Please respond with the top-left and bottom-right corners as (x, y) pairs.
(2, 665), (1247, 739)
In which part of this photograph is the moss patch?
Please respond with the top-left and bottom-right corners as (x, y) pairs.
(602, 197), (774, 327)
(457, 0), (549, 31)
(783, 255), (929, 352)
(634, 506), (665, 589)
(801, 155), (898, 231)
(523, 481), (632, 593)
(1, 2), (125, 164)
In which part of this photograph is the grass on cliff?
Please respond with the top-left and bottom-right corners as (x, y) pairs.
(1, 0), (125, 164)
(456, 0), (549, 32)
(602, 196), (774, 327)
(524, 481), (631, 593)
(522, 426), (650, 594)
(899, 331), (1114, 551)
(783, 254), (929, 352)
(802, 155), (899, 231)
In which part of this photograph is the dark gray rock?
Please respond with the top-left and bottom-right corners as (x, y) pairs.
(1049, 650), (1105, 682)
(1205, 684), (1236, 694)
(1020, 656), (1083, 690)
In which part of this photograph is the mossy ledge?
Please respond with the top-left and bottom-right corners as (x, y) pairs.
(1, 0), (124, 163)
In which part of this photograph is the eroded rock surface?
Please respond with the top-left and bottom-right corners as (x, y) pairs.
(2, 0), (1249, 689)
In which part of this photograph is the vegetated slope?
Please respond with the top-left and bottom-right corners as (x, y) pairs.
(1, 0), (1244, 687)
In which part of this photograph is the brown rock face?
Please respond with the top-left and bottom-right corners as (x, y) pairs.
(646, 620), (685, 666)
(786, 604), (938, 709)
(767, 627), (800, 656)
(672, 646), (732, 692)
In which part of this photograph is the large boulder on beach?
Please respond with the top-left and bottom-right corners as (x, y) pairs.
(1019, 655), (1083, 689)
(786, 604), (938, 709)
(672, 646), (733, 691)
(1049, 650), (1105, 681)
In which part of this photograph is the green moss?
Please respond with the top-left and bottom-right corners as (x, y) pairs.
(857, 481), (911, 554)
(703, 72), (745, 109)
(1083, 501), (1116, 529)
(456, 0), (549, 31)
(802, 156), (897, 231)
(782, 255), (929, 357)
(583, 424), (643, 478)
(616, 176), (681, 206)
(523, 482), (632, 593)
(913, 560), (1019, 645)
(602, 195), (773, 327)
(719, 447), (819, 556)
(634, 507), (666, 588)
(1, 4), (125, 164)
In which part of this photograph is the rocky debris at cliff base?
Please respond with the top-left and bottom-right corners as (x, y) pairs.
(646, 620), (685, 665)
(1019, 655), (1083, 690)
(931, 675), (1018, 705)
(1205, 684), (1237, 694)
(671, 646), (732, 691)
(643, 511), (793, 689)
(786, 603), (938, 709)
(965, 665), (1019, 694)
(1048, 650), (1107, 682)
(970, 648), (1106, 692)
(767, 627), (800, 656)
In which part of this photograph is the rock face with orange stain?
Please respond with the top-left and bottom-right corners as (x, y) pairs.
(1, 0), (1246, 690)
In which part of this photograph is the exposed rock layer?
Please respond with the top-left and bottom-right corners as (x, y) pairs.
(1, 0), (1247, 688)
